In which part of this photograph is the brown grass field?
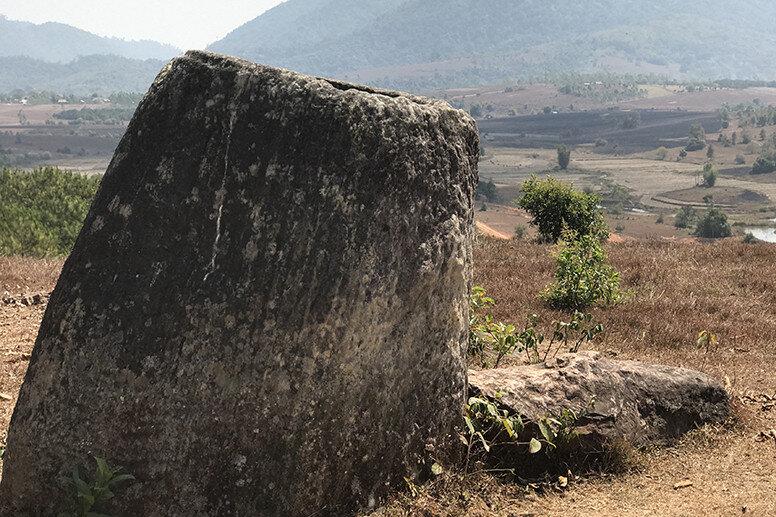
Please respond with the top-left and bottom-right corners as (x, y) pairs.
(1, 240), (774, 515)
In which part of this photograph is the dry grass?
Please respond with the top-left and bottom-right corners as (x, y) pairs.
(474, 238), (776, 391)
(1, 243), (775, 515)
(0, 257), (64, 294)
(374, 238), (776, 516)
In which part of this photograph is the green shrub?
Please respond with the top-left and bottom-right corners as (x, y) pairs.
(513, 224), (527, 240)
(735, 154), (746, 165)
(686, 123), (707, 151)
(476, 178), (498, 201)
(542, 232), (624, 311)
(556, 145), (571, 170)
(702, 163), (717, 187)
(752, 146), (776, 174)
(693, 206), (732, 238)
(0, 167), (100, 257)
(743, 232), (758, 244)
(674, 206), (697, 229)
(517, 176), (608, 243)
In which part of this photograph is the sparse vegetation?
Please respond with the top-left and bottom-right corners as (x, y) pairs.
(54, 107), (135, 125)
(469, 286), (603, 367)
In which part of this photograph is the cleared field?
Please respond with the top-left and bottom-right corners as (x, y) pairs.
(441, 83), (776, 117)
(479, 109), (723, 152)
(0, 103), (124, 172)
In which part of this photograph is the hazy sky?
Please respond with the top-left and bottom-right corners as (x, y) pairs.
(0, 0), (285, 49)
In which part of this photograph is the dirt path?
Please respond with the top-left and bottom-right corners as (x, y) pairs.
(476, 221), (513, 240)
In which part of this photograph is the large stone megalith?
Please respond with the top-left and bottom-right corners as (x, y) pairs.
(0, 51), (478, 515)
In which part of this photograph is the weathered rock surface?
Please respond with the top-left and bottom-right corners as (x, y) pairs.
(469, 352), (730, 448)
(0, 51), (478, 515)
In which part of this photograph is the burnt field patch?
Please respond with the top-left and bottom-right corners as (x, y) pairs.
(479, 109), (723, 152)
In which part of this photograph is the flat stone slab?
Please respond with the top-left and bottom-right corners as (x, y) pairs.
(469, 351), (730, 448)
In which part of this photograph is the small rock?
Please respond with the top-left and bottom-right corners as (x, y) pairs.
(673, 480), (693, 490)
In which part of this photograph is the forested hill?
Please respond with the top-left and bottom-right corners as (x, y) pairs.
(0, 16), (179, 62)
(209, 0), (776, 89)
(0, 55), (165, 95)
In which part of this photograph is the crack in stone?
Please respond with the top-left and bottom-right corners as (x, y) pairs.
(203, 81), (247, 282)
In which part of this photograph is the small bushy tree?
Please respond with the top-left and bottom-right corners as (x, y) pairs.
(517, 176), (608, 243)
(674, 206), (697, 229)
(702, 163), (717, 187)
(476, 178), (498, 201)
(542, 232), (624, 311)
(557, 145), (571, 170)
(752, 146), (776, 174)
(686, 123), (707, 151)
(693, 206), (732, 238)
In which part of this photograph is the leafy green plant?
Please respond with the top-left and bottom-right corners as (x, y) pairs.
(701, 163), (717, 187)
(542, 232), (624, 310)
(461, 397), (585, 473)
(517, 176), (608, 243)
(469, 288), (604, 366)
(59, 457), (134, 517)
(674, 206), (697, 229)
(693, 206), (732, 238)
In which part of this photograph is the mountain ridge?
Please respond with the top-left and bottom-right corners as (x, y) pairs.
(208, 0), (776, 89)
(0, 15), (180, 62)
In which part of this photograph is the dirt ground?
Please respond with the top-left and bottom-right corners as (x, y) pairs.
(1, 243), (774, 515)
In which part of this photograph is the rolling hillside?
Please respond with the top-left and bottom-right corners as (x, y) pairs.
(0, 16), (179, 62)
(0, 55), (164, 95)
(209, 0), (776, 89)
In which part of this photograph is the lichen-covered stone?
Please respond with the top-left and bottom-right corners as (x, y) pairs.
(470, 352), (730, 449)
(0, 51), (478, 515)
